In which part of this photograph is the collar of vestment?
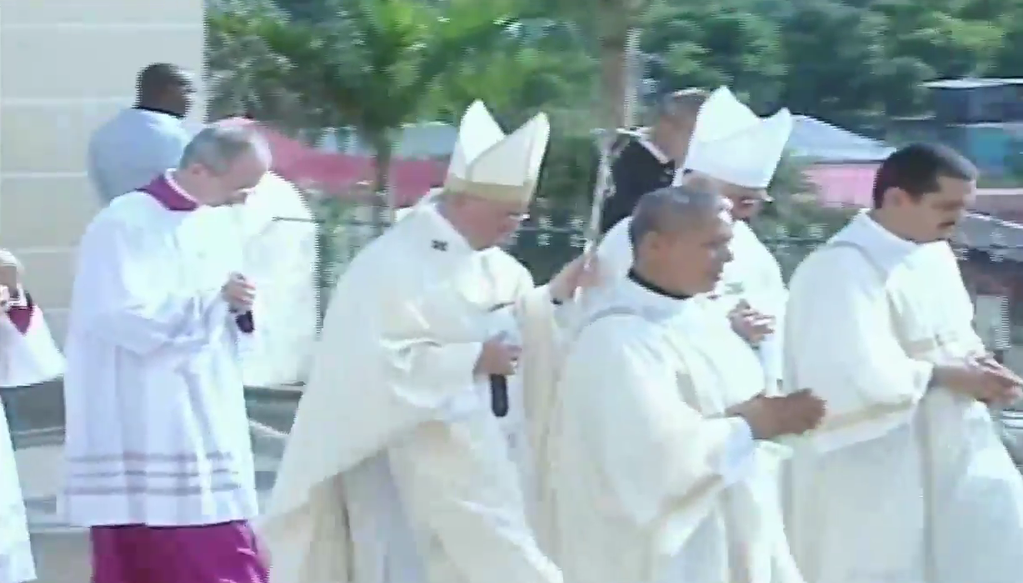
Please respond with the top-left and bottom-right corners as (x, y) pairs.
(615, 270), (691, 321)
(832, 209), (949, 276)
(419, 201), (476, 258)
(140, 172), (200, 212)
(135, 105), (184, 120)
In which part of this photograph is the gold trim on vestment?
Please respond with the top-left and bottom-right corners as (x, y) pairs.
(444, 175), (537, 204)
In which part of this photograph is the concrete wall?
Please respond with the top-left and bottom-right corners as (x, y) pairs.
(0, 0), (205, 342)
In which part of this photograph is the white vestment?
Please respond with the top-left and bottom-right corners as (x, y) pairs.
(227, 171), (318, 386)
(0, 286), (63, 583)
(393, 199), (536, 493)
(783, 210), (1023, 583)
(705, 220), (787, 386)
(538, 276), (801, 583)
(261, 204), (562, 583)
(596, 218), (786, 384)
(61, 176), (259, 527)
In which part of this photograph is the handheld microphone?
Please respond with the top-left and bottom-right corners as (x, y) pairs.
(490, 375), (509, 417)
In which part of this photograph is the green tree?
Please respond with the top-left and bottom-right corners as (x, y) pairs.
(641, 0), (786, 111)
(209, 0), (527, 227)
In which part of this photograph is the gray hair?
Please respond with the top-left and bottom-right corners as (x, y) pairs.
(178, 125), (270, 175)
(655, 87), (709, 123)
(628, 185), (730, 247)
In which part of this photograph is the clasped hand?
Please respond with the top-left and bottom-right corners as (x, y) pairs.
(221, 273), (255, 313)
(474, 337), (521, 376)
(960, 354), (1023, 405)
(730, 389), (827, 440)
(728, 300), (775, 345)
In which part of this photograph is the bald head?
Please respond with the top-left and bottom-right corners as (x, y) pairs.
(628, 185), (731, 248)
(136, 63), (195, 117)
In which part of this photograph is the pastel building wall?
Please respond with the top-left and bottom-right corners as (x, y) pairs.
(0, 0), (205, 342)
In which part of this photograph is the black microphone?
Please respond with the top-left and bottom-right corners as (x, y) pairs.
(490, 375), (509, 417)
(235, 311), (255, 334)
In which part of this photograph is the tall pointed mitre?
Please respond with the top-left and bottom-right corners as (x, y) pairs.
(444, 101), (551, 204)
(683, 86), (793, 189)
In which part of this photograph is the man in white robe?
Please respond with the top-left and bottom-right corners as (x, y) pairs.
(599, 86), (792, 389)
(0, 251), (64, 583)
(783, 143), (1023, 583)
(539, 185), (824, 583)
(261, 101), (596, 583)
(62, 125), (272, 583)
(227, 170), (318, 387)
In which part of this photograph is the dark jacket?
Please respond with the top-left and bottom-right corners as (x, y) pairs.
(597, 135), (677, 234)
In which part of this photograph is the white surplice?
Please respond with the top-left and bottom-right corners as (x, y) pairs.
(261, 203), (562, 583)
(537, 276), (801, 583)
(783, 210), (1023, 583)
(0, 284), (63, 583)
(60, 176), (259, 527)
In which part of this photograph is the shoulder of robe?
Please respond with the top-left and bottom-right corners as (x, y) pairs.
(572, 310), (659, 359)
(85, 193), (168, 239)
(789, 243), (879, 294)
(483, 247), (532, 286)
(329, 219), (423, 298)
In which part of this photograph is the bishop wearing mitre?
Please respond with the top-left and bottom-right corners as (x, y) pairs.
(392, 188), (536, 489)
(261, 101), (596, 583)
(0, 250), (64, 583)
(535, 185), (823, 583)
(783, 143), (1023, 583)
(598, 86), (792, 389)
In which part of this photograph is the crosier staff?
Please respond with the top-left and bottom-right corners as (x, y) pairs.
(581, 27), (642, 268)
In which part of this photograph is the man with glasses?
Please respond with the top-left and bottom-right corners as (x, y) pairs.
(263, 101), (596, 583)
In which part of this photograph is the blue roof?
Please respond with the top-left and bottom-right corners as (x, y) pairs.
(788, 115), (895, 163)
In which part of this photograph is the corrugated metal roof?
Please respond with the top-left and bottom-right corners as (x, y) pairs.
(788, 115), (895, 163)
(924, 77), (1023, 90)
(955, 212), (1023, 262)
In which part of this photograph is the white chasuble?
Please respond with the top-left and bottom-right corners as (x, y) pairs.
(261, 204), (562, 583)
(704, 220), (787, 387)
(783, 210), (1023, 583)
(0, 280), (64, 583)
(61, 173), (259, 527)
(538, 277), (801, 583)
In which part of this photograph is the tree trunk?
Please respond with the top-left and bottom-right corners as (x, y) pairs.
(369, 135), (394, 235)
(598, 33), (628, 131)
(597, 1), (641, 130)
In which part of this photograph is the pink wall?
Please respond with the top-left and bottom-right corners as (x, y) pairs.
(803, 163), (879, 208)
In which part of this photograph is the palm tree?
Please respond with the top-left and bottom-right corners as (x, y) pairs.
(208, 0), (530, 226)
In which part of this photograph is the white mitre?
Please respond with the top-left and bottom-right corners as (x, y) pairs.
(683, 86), (793, 189)
(444, 100), (551, 205)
